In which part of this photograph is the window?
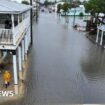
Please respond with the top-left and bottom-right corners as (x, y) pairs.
(14, 14), (18, 26)
(0, 14), (11, 29)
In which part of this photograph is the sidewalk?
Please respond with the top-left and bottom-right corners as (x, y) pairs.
(0, 54), (14, 91)
(85, 32), (105, 48)
(86, 33), (97, 44)
(0, 51), (31, 103)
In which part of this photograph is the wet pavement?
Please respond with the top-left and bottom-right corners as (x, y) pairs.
(1, 13), (105, 104)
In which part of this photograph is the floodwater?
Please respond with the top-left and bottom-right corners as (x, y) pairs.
(1, 13), (105, 104)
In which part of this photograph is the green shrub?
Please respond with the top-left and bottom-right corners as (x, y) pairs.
(79, 12), (84, 17)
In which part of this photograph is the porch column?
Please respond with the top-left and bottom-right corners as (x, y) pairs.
(100, 31), (104, 46)
(18, 45), (23, 80)
(12, 50), (18, 95)
(22, 39), (25, 68)
(28, 27), (31, 48)
(27, 31), (29, 51)
(27, 33), (29, 50)
(26, 33), (29, 52)
(96, 29), (99, 43)
(22, 39), (25, 61)
(0, 51), (2, 58)
(25, 35), (28, 60)
(3, 51), (7, 57)
(18, 14), (20, 24)
(11, 14), (15, 45)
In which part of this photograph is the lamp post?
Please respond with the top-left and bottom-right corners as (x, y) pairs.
(35, 0), (38, 21)
(30, 0), (33, 45)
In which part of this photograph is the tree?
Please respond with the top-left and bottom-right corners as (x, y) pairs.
(57, 4), (62, 13)
(84, 0), (105, 33)
(21, 0), (29, 5)
(62, 3), (70, 16)
(44, 0), (49, 7)
(85, 0), (105, 24)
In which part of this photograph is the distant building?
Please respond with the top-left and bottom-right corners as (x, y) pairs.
(11, 0), (30, 3)
(61, 5), (90, 16)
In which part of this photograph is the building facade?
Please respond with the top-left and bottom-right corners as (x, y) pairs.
(0, 0), (31, 94)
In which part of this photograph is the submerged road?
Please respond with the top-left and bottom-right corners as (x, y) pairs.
(1, 13), (105, 104)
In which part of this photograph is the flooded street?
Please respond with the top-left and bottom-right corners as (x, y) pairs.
(1, 13), (105, 104)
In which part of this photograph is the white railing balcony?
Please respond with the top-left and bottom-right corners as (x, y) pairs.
(14, 17), (30, 45)
(0, 29), (13, 44)
(0, 17), (30, 46)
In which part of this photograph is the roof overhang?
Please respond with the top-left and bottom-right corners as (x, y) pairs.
(0, 0), (32, 14)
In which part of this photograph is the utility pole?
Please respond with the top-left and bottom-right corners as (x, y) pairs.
(30, 0), (33, 45)
(73, 7), (76, 27)
(73, 3), (77, 27)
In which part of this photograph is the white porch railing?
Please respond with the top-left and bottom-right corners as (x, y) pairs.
(0, 17), (30, 45)
(0, 29), (13, 44)
(14, 17), (30, 45)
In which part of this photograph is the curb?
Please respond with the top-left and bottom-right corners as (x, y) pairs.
(86, 34), (105, 49)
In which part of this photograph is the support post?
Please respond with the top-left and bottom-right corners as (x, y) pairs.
(73, 7), (76, 27)
(30, 1), (33, 45)
(27, 29), (30, 51)
(0, 51), (2, 58)
(3, 51), (7, 57)
(18, 14), (20, 24)
(22, 40), (25, 61)
(96, 29), (99, 43)
(18, 45), (23, 80)
(100, 31), (104, 46)
(12, 50), (18, 95)
(11, 14), (15, 45)
(28, 27), (31, 48)
(22, 39), (25, 69)
(24, 35), (28, 60)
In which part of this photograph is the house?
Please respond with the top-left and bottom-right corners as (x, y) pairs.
(96, 25), (105, 47)
(0, 0), (31, 94)
(61, 5), (90, 16)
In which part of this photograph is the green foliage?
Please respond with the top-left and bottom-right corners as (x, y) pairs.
(57, 4), (62, 13)
(21, 0), (29, 5)
(79, 12), (84, 17)
(68, 3), (72, 8)
(44, 0), (54, 6)
(84, 0), (105, 32)
(44, 0), (49, 7)
(84, 0), (105, 15)
(62, 3), (70, 15)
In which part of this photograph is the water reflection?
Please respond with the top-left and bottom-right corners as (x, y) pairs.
(65, 16), (69, 24)
(57, 15), (61, 24)
(81, 47), (105, 81)
(0, 13), (105, 104)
